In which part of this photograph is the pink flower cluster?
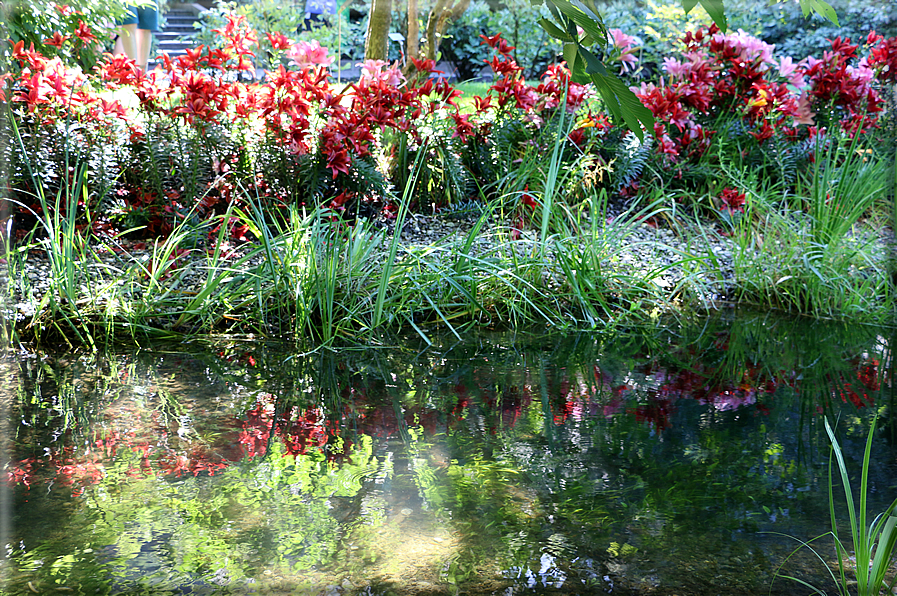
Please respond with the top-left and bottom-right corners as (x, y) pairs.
(628, 24), (895, 166)
(287, 39), (334, 70)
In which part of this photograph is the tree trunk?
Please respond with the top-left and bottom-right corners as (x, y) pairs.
(364, 0), (392, 61)
(406, 0), (419, 63)
(422, 0), (470, 61)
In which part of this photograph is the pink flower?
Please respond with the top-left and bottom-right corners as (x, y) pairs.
(608, 28), (639, 73)
(358, 59), (404, 86)
(663, 57), (689, 79)
(287, 40), (333, 70)
(609, 28), (636, 52)
(794, 92), (815, 125)
(777, 56), (806, 88)
(847, 64), (875, 85)
(713, 29), (775, 68)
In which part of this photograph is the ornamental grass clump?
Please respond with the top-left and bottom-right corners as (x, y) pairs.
(772, 417), (897, 596)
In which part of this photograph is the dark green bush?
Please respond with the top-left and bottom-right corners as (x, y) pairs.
(3, 0), (131, 71)
(728, 0), (897, 60)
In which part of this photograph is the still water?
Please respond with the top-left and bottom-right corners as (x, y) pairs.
(1, 313), (895, 595)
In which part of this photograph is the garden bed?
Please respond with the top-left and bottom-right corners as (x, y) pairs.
(2, 12), (896, 347)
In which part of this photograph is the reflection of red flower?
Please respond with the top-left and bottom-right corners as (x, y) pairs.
(856, 359), (880, 391)
(7, 457), (36, 487)
(631, 398), (673, 432)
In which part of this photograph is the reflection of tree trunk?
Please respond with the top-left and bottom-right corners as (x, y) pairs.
(422, 0), (470, 61)
(407, 0), (419, 62)
(0, 362), (19, 565)
(365, 0), (392, 61)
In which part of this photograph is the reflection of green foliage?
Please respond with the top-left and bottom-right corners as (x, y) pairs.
(606, 541), (637, 557)
(7, 313), (897, 594)
(8, 437), (378, 593)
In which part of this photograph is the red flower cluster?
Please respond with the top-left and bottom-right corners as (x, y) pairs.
(7, 13), (897, 239)
(802, 36), (883, 135)
(718, 187), (746, 214)
(867, 31), (897, 82)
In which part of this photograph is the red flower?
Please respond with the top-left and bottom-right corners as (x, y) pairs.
(265, 31), (292, 51)
(479, 33), (503, 49)
(96, 53), (141, 86)
(410, 57), (438, 73)
(74, 20), (97, 45)
(869, 34), (897, 82)
(44, 32), (71, 48)
(521, 185), (536, 210)
(485, 54), (522, 77)
(719, 187), (746, 213)
(435, 80), (462, 107)
(473, 94), (492, 113)
(451, 111), (475, 141)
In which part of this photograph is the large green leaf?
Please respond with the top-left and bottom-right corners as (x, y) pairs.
(547, 0), (608, 46)
(695, 0), (727, 32)
(798, 0), (839, 26)
(538, 6), (654, 140)
(538, 17), (573, 42)
(589, 73), (653, 141)
(679, 0), (728, 31)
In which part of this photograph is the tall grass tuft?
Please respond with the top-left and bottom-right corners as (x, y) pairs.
(802, 134), (890, 246)
(772, 417), (897, 596)
(824, 417), (897, 596)
(728, 134), (894, 321)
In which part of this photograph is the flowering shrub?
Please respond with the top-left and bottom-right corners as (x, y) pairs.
(612, 24), (897, 207)
(3, 9), (896, 241)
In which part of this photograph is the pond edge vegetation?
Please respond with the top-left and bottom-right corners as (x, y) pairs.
(1, 12), (896, 349)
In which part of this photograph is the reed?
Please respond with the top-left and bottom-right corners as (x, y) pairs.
(771, 417), (897, 596)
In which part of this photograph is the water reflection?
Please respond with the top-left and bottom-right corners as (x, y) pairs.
(2, 313), (895, 594)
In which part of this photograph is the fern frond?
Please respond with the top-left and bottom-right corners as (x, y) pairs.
(612, 132), (653, 191)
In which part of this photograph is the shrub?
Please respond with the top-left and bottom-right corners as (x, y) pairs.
(3, 6), (896, 244)
(2, 0), (129, 72)
(598, 0), (897, 67)
(614, 24), (895, 210)
(194, 0), (371, 70)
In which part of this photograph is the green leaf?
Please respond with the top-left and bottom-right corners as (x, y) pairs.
(798, 0), (839, 26)
(697, 0), (727, 32)
(538, 17), (573, 42)
(589, 71), (654, 142)
(680, 0), (699, 11)
(563, 42), (579, 67)
(544, 5), (654, 139)
(546, 0), (608, 47)
(578, 44), (608, 74)
(565, 46), (591, 84)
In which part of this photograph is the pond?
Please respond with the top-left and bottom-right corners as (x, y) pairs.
(1, 312), (895, 595)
